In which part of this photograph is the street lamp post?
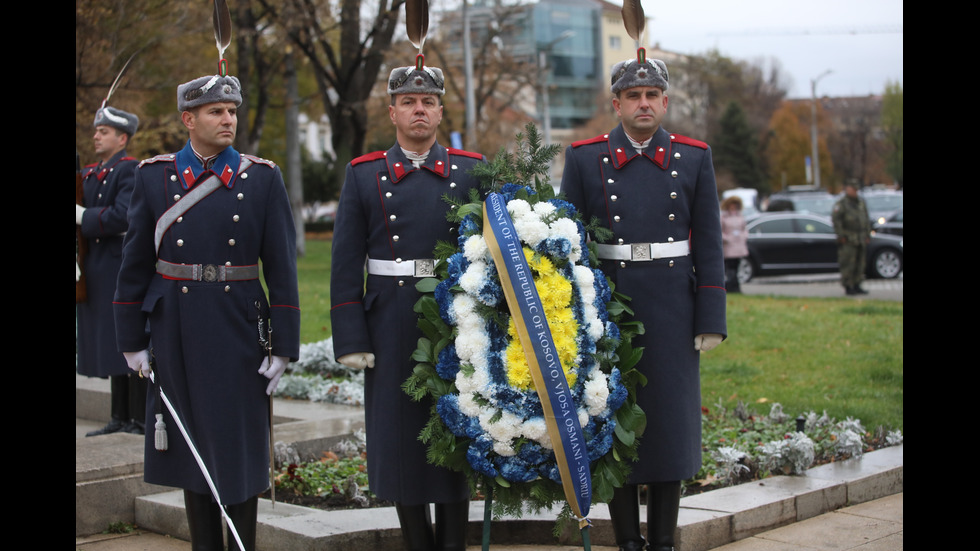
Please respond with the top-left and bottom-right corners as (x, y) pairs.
(463, 0), (476, 150)
(538, 30), (575, 148)
(538, 30), (574, 184)
(810, 69), (832, 189)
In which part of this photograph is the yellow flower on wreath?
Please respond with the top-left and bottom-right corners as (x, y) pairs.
(504, 248), (580, 391)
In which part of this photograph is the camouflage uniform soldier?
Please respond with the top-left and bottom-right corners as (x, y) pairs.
(832, 183), (872, 295)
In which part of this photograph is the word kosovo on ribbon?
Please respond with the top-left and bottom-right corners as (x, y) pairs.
(482, 192), (592, 525)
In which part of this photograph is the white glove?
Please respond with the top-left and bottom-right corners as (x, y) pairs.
(123, 350), (152, 378)
(694, 333), (724, 352)
(338, 352), (376, 370)
(76, 204), (86, 225)
(258, 355), (289, 396)
(76, 261), (81, 282)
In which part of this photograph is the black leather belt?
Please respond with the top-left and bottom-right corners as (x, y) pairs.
(157, 260), (259, 282)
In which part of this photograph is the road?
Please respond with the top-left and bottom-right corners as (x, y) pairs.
(740, 273), (903, 301)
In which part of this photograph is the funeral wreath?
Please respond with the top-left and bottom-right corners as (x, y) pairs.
(403, 125), (647, 523)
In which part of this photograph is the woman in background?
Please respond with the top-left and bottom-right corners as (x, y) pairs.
(721, 195), (749, 293)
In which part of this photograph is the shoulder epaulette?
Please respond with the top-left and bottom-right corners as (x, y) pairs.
(448, 148), (484, 160)
(669, 134), (709, 150)
(121, 156), (137, 162)
(351, 151), (387, 166)
(138, 153), (177, 168)
(571, 134), (610, 148)
(241, 153), (276, 168)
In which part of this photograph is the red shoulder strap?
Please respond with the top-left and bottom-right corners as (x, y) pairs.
(350, 150), (387, 166)
(571, 134), (610, 148)
(669, 134), (708, 150)
(447, 148), (484, 160)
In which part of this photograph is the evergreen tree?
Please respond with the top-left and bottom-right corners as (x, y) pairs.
(714, 101), (764, 191)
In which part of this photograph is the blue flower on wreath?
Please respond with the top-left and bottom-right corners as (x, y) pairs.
(536, 237), (573, 259)
(476, 265), (504, 307)
(606, 368), (628, 414)
(459, 215), (480, 238)
(498, 456), (539, 483)
(587, 418), (616, 461)
(468, 435), (498, 477)
(594, 268), (612, 304)
(435, 279), (455, 324)
(500, 182), (533, 200)
(436, 343), (461, 380)
(604, 321), (621, 344)
(437, 394), (484, 438)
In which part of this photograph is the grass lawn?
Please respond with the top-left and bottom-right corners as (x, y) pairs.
(702, 294), (903, 431)
(295, 237), (903, 431)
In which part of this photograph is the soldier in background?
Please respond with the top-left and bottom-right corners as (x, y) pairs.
(77, 106), (147, 436)
(832, 182), (872, 295)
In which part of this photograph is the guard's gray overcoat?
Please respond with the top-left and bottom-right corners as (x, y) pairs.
(331, 142), (485, 505)
(560, 124), (727, 482)
(114, 142), (300, 505)
(77, 150), (136, 377)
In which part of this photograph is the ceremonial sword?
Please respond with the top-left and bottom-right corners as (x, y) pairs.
(148, 370), (247, 550)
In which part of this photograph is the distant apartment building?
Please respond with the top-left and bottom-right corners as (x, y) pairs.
(438, 0), (607, 131)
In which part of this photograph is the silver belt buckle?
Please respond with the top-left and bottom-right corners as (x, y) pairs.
(414, 259), (435, 277)
(631, 243), (651, 261)
(202, 264), (219, 282)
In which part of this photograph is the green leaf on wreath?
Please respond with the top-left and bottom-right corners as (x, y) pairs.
(411, 338), (433, 363)
(415, 277), (440, 294)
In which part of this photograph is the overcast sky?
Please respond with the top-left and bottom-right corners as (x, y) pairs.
(639, 0), (903, 98)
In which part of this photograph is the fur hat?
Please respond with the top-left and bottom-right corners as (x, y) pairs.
(93, 106), (139, 137)
(387, 64), (445, 96)
(610, 58), (669, 95)
(177, 75), (243, 112)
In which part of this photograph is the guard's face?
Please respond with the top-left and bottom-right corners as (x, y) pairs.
(389, 94), (443, 147)
(183, 102), (238, 156)
(93, 125), (126, 160)
(613, 86), (668, 140)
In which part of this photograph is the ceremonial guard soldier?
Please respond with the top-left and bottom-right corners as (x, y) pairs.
(113, 68), (300, 549)
(77, 105), (147, 436)
(560, 52), (727, 550)
(330, 53), (485, 550)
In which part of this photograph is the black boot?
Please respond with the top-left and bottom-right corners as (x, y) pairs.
(646, 481), (681, 551)
(608, 484), (646, 551)
(434, 499), (469, 551)
(225, 495), (258, 551)
(86, 376), (131, 436)
(395, 502), (435, 551)
(183, 490), (224, 551)
(126, 373), (149, 434)
(85, 417), (127, 436)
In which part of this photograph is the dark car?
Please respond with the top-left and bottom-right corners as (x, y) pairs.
(736, 212), (903, 283)
(860, 189), (903, 226)
(765, 188), (837, 216)
(873, 207), (903, 237)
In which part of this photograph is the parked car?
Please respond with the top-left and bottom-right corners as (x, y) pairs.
(860, 188), (903, 225)
(736, 212), (903, 283)
(872, 207), (903, 237)
(765, 188), (837, 216)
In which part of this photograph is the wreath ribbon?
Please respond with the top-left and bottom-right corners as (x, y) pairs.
(482, 192), (592, 525)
